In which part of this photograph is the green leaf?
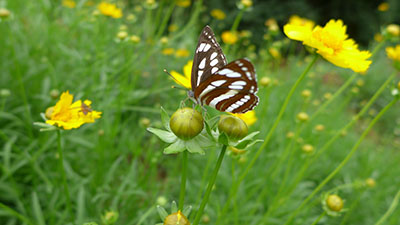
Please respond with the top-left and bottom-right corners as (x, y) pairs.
(164, 139), (186, 154)
(171, 201), (178, 213)
(147, 127), (176, 143)
(160, 107), (170, 131)
(156, 205), (168, 221)
(32, 192), (45, 225)
(218, 132), (229, 146)
(76, 186), (85, 224)
(182, 205), (192, 217)
(185, 139), (205, 155)
(235, 131), (261, 149)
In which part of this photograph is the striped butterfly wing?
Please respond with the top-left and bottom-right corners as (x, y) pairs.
(194, 58), (259, 114)
(191, 26), (227, 92)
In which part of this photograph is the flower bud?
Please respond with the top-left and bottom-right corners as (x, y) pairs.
(139, 117), (151, 127)
(201, 214), (210, 223)
(366, 178), (376, 188)
(302, 144), (314, 153)
(301, 89), (312, 98)
(260, 77), (271, 87)
(169, 108), (204, 140)
(130, 35), (141, 43)
(101, 210), (119, 225)
(297, 112), (309, 122)
(314, 124), (325, 132)
(386, 24), (400, 37)
(286, 131), (294, 139)
(0, 8), (10, 19)
(324, 92), (332, 100)
(164, 211), (190, 225)
(45, 107), (54, 120)
(117, 31), (128, 40)
(326, 194), (344, 212)
(156, 196), (168, 206)
(50, 89), (60, 99)
(218, 115), (248, 140)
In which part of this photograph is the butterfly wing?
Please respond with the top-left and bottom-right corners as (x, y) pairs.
(194, 58), (259, 114)
(191, 25), (227, 91)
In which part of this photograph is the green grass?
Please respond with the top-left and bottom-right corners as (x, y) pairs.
(1, 1), (400, 225)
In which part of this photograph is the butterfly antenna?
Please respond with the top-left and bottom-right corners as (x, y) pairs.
(164, 69), (188, 90)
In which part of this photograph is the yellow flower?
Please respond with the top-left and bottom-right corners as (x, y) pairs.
(116, 31), (128, 40)
(288, 15), (315, 30)
(265, 18), (279, 32)
(211, 9), (226, 20)
(378, 2), (389, 11)
(62, 0), (76, 8)
(130, 35), (141, 43)
(230, 110), (257, 126)
(162, 48), (175, 55)
(386, 24), (400, 37)
(170, 60), (193, 89)
(176, 0), (191, 8)
(268, 47), (281, 59)
(241, 0), (253, 7)
(98, 2), (123, 19)
(386, 45), (400, 62)
(0, 8), (11, 19)
(46, 91), (102, 130)
(175, 48), (190, 58)
(284, 19), (372, 73)
(374, 33), (383, 42)
(222, 31), (238, 45)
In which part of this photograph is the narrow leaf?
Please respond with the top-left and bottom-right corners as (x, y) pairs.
(147, 128), (177, 143)
(32, 192), (45, 225)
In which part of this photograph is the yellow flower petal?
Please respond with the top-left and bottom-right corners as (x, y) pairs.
(230, 110), (257, 126)
(170, 71), (191, 89)
(283, 24), (312, 41)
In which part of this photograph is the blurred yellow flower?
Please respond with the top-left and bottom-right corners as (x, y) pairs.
(130, 35), (141, 43)
(160, 37), (169, 44)
(241, 0), (253, 7)
(170, 60), (193, 89)
(46, 91), (102, 130)
(211, 9), (226, 20)
(284, 19), (372, 73)
(378, 2), (389, 11)
(0, 8), (11, 18)
(168, 24), (178, 32)
(162, 48), (175, 55)
(386, 45), (400, 62)
(269, 47), (281, 59)
(62, 0), (76, 8)
(116, 31), (128, 40)
(265, 18), (279, 32)
(231, 110), (257, 126)
(222, 31), (238, 45)
(98, 2), (122, 19)
(176, 0), (191, 8)
(386, 24), (400, 37)
(288, 15), (315, 30)
(175, 48), (190, 58)
(374, 33), (383, 42)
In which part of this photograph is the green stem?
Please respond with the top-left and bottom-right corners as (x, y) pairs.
(284, 97), (398, 225)
(154, 1), (176, 39)
(374, 189), (400, 225)
(193, 145), (227, 225)
(310, 211), (326, 225)
(0, 202), (34, 225)
(178, 151), (188, 211)
(57, 130), (71, 214)
(225, 9), (244, 55)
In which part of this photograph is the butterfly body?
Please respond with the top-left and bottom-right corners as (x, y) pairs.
(188, 25), (258, 113)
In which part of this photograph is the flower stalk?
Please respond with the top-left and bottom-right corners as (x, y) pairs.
(193, 145), (227, 225)
(57, 130), (71, 214)
(178, 151), (188, 211)
(284, 97), (398, 225)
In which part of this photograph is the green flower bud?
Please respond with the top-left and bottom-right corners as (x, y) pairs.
(326, 194), (344, 212)
(101, 210), (119, 225)
(164, 211), (190, 225)
(218, 115), (248, 140)
(169, 108), (204, 140)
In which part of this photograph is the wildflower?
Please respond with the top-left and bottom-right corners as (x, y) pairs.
(365, 178), (376, 187)
(175, 48), (190, 58)
(386, 45), (400, 62)
(168, 24), (178, 32)
(260, 77), (271, 87)
(238, 0), (253, 9)
(386, 24), (400, 37)
(116, 31), (128, 40)
(211, 9), (226, 20)
(62, 0), (76, 8)
(130, 35), (141, 43)
(324, 92), (332, 100)
(265, 18), (279, 32)
(314, 124), (325, 132)
(201, 214), (211, 223)
(170, 108), (204, 140)
(176, 0), (191, 8)
(156, 196), (168, 206)
(230, 110), (257, 126)
(218, 115), (248, 141)
(0, 8), (11, 19)
(221, 31), (238, 45)
(98, 129), (105, 136)
(374, 33), (383, 42)
(286, 131), (295, 138)
(378, 2), (389, 11)
(164, 210), (190, 225)
(160, 37), (169, 44)
(297, 112), (309, 122)
(162, 48), (175, 56)
(45, 91), (102, 130)
(284, 19), (372, 73)
(302, 144), (314, 153)
(98, 2), (123, 19)
(351, 87), (359, 94)
(288, 15), (315, 30)
(356, 79), (365, 87)
(119, 24), (128, 31)
(269, 47), (281, 59)
(143, 0), (158, 9)
(139, 117), (151, 127)
(301, 89), (312, 98)
(170, 60), (192, 89)
(126, 13), (136, 22)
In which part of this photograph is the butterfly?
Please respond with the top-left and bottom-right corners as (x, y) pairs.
(187, 25), (259, 114)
